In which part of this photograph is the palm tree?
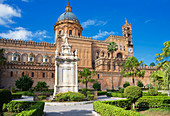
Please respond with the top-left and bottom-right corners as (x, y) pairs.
(0, 48), (6, 68)
(121, 56), (145, 85)
(78, 68), (97, 90)
(107, 42), (118, 58)
(107, 42), (118, 90)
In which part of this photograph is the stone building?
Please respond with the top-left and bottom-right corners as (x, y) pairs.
(0, 2), (156, 90)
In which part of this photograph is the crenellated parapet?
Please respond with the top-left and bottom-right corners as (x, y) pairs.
(137, 66), (157, 70)
(0, 38), (56, 47)
(6, 62), (55, 71)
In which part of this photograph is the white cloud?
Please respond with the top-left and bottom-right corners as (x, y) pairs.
(144, 19), (151, 24)
(82, 19), (107, 28)
(0, 3), (21, 26)
(92, 30), (116, 39)
(0, 27), (50, 41)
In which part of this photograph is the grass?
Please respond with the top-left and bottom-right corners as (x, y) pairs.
(139, 108), (170, 116)
(15, 91), (34, 96)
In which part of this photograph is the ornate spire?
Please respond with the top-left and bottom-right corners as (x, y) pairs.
(65, 1), (72, 12)
(125, 18), (128, 24)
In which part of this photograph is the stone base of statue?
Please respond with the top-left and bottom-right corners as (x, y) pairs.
(53, 33), (79, 98)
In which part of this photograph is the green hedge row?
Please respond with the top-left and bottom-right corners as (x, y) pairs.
(106, 92), (125, 98)
(102, 99), (131, 109)
(142, 92), (168, 96)
(93, 101), (142, 116)
(97, 91), (107, 96)
(12, 93), (22, 99)
(3, 101), (44, 116)
(136, 96), (170, 108)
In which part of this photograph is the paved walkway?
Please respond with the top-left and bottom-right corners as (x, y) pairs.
(13, 95), (125, 116)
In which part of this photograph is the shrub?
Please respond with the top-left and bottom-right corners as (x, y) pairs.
(55, 92), (85, 102)
(0, 89), (12, 115)
(97, 91), (107, 96)
(148, 88), (158, 96)
(123, 81), (130, 88)
(146, 84), (153, 89)
(15, 75), (34, 91)
(93, 101), (142, 116)
(70, 92), (85, 101)
(87, 94), (94, 101)
(34, 81), (49, 92)
(106, 92), (125, 98)
(137, 81), (144, 87)
(37, 95), (46, 100)
(119, 88), (124, 93)
(136, 96), (170, 108)
(124, 86), (142, 109)
(10, 87), (16, 93)
(12, 93), (22, 99)
(93, 82), (101, 91)
(86, 91), (92, 95)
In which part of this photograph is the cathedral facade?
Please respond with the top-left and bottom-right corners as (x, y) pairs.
(0, 3), (156, 90)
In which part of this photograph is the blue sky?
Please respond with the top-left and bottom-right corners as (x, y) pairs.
(0, 0), (169, 65)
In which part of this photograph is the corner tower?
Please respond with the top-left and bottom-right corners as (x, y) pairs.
(54, 2), (83, 43)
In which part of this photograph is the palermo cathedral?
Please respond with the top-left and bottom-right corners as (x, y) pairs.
(0, 3), (156, 90)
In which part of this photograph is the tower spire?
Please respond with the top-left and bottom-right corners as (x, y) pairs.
(65, 0), (72, 12)
(125, 18), (128, 24)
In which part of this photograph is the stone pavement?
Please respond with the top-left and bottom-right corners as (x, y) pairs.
(12, 95), (125, 116)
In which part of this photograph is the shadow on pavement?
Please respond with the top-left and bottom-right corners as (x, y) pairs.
(46, 110), (92, 116)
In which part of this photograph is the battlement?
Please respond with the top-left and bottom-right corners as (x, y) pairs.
(57, 34), (93, 40)
(138, 66), (157, 70)
(0, 38), (56, 47)
(104, 34), (126, 42)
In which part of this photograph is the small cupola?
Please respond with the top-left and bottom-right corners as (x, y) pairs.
(65, 2), (72, 12)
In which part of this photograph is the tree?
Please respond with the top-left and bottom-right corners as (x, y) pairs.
(137, 80), (144, 87)
(156, 40), (170, 68)
(121, 56), (145, 85)
(107, 42), (118, 89)
(34, 81), (49, 92)
(93, 82), (101, 91)
(78, 68), (97, 90)
(123, 81), (130, 88)
(124, 86), (142, 109)
(15, 75), (34, 91)
(0, 89), (12, 116)
(0, 48), (6, 68)
(150, 62), (155, 66)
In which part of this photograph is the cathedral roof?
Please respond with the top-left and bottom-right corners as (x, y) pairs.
(57, 2), (79, 23)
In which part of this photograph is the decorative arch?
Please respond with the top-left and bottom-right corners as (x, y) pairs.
(6, 52), (12, 62)
(50, 55), (55, 64)
(21, 53), (28, 62)
(35, 54), (43, 63)
(117, 53), (122, 58)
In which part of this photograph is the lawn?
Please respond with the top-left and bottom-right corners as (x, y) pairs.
(139, 108), (170, 116)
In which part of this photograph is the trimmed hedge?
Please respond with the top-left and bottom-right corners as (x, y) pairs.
(87, 94), (94, 101)
(3, 101), (44, 116)
(106, 92), (125, 98)
(136, 96), (170, 108)
(55, 92), (85, 102)
(142, 92), (168, 96)
(97, 91), (107, 96)
(102, 99), (131, 109)
(12, 93), (22, 99)
(93, 101), (142, 116)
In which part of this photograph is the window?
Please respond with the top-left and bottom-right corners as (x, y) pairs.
(59, 31), (61, 35)
(10, 71), (13, 77)
(123, 46), (125, 51)
(30, 57), (33, 61)
(98, 74), (100, 79)
(120, 45), (122, 50)
(108, 53), (110, 58)
(128, 34), (131, 37)
(128, 41), (131, 45)
(14, 57), (17, 61)
(45, 59), (48, 62)
(127, 27), (130, 30)
(114, 64), (116, 70)
(43, 73), (45, 78)
(32, 72), (34, 77)
(108, 64), (111, 70)
(69, 30), (72, 35)
(78, 33), (80, 36)
(117, 53), (122, 58)
(52, 73), (54, 78)
(22, 72), (24, 77)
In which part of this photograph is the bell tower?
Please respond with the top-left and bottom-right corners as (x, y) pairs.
(122, 19), (133, 45)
